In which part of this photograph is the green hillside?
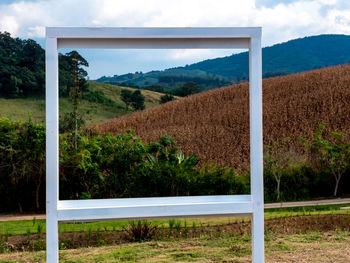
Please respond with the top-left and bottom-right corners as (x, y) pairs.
(0, 81), (165, 124)
(97, 34), (350, 89)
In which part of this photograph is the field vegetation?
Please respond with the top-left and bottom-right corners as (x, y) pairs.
(95, 64), (350, 171)
(0, 207), (349, 261)
(1, 230), (350, 263)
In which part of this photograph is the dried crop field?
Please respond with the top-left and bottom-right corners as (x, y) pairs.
(95, 64), (350, 170)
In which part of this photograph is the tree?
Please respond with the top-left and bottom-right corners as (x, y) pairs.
(64, 51), (89, 149)
(171, 82), (201, 97)
(131, 90), (145, 110)
(0, 32), (89, 98)
(121, 89), (133, 111)
(310, 124), (350, 196)
(264, 138), (293, 201)
(160, 94), (175, 104)
(8, 75), (22, 97)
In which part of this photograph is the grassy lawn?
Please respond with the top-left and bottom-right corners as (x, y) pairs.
(0, 81), (165, 125)
(1, 203), (349, 236)
(0, 230), (349, 262)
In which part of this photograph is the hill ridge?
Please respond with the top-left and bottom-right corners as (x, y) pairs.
(97, 34), (350, 91)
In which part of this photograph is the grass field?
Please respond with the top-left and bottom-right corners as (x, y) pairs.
(0, 230), (349, 262)
(0, 81), (165, 125)
(0, 204), (349, 262)
(1, 204), (349, 236)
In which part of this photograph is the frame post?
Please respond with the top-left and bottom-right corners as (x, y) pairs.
(46, 36), (59, 263)
(249, 34), (264, 263)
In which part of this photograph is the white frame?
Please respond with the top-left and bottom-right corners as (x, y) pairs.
(46, 27), (263, 262)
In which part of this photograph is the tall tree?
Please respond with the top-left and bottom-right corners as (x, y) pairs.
(264, 138), (293, 201)
(64, 51), (89, 149)
(310, 124), (350, 197)
(131, 90), (145, 111)
(121, 89), (133, 111)
(0, 32), (89, 98)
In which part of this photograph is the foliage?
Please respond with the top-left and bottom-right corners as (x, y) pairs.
(0, 119), (252, 212)
(160, 94), (175, 104)
(123, 221), (158, 242)
(0, 32), (44, 97)
(96, 68), (230, 92)
(171, 82), (201, 97)
(1, 118), (350, 213)
(59, 112), (86, 133)
(82, 90), (115, 105)
(130, 90), (145, 110)
(120, 89), (133, 111)
(194, 163), (248, 195)
(0, 31), (89, 98)
(120, 89), (145, 111)
(0, 117), (45, 212)
(264, 138), (294, 201)
(58, 51), (89, 98)
(96, 64), (350, 171)
(308, 124), (350, 196)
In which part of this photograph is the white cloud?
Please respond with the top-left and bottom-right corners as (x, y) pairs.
(0, 0), (348, 44)
(0, 15), (18, 34)
(0, 0), (349, 77)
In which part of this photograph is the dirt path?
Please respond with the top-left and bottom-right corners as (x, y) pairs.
(0, 197), (349, 222)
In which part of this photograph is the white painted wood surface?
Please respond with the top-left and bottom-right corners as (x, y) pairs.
(45, 36), (59, 263)
(45, 27), (263, 263)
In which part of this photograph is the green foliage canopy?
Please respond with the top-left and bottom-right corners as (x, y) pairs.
(0, 31), (89, 98)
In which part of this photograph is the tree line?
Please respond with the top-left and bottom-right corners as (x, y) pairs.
(0, 118), (349, 213)
(0, 31), (88, 98)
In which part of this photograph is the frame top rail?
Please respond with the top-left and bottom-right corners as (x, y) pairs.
(46, 27), (261, 39)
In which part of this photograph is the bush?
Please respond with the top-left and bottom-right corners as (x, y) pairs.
(194, 163), (249, 195)
(123, 221), (158, 241)
(160, 94), (175, 104)
(0, 118), (45, 212)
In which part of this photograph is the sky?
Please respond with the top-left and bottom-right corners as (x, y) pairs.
(0, 0), (350, 79)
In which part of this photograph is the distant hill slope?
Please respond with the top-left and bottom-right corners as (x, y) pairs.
(0, 81), (165, 124)
(97, 68), (230, 91)
(188, 34), (350, 79)
(95, 64), (350, 170)
(97, 34), (350, 90)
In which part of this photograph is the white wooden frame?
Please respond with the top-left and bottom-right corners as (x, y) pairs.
(45, 27), (263, 262)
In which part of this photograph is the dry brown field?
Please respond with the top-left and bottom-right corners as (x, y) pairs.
(94, 64), (350, 170)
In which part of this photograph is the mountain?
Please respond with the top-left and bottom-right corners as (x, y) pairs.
(97, 34), (350, 90)
(94, 64), (350, 170)
(188, 34), (350, 79)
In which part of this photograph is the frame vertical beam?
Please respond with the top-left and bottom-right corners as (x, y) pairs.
(46, 36), (59, 263)
(249, 34), (264, 263)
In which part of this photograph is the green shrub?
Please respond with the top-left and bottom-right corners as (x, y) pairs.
(123, 221), (158, 242)
(194, 163), (249, 195)
(0, 117), (45, 212)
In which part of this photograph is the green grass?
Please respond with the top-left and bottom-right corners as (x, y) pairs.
(1, 230), (349, 262)
(0, 81), (165, 125)
(1, 203), (349, 236)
